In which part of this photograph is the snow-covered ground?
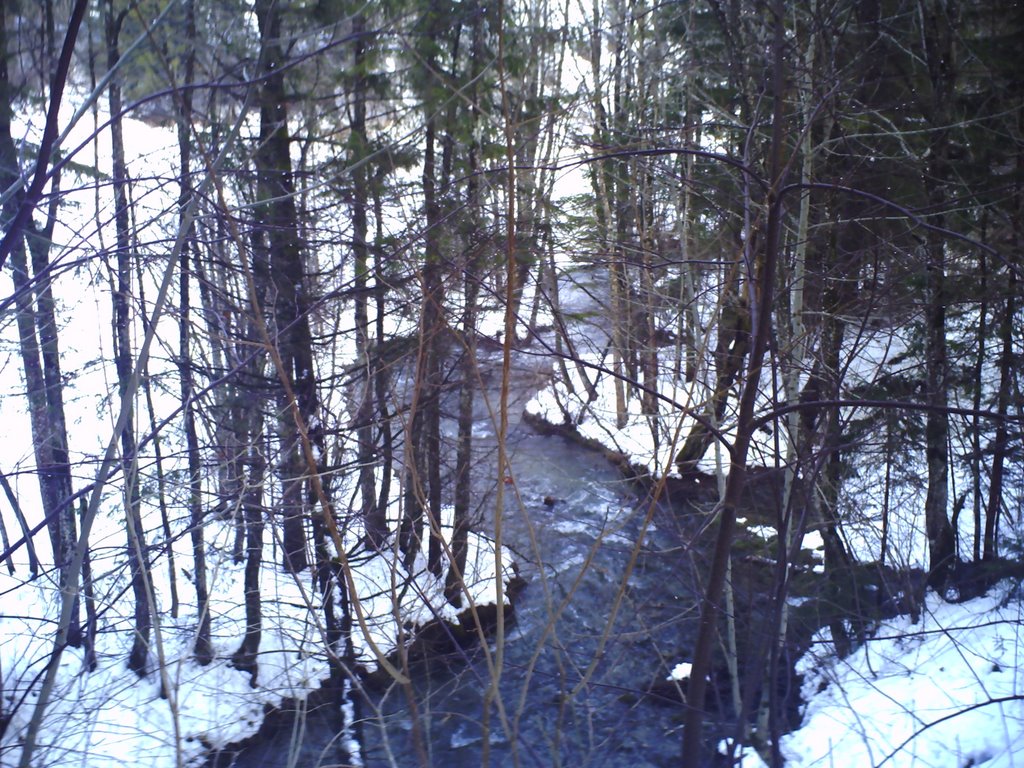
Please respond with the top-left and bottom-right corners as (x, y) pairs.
(783, 582), (1024, 768)
(0, 508), (515, 768)
(525, 317), (1024, 568)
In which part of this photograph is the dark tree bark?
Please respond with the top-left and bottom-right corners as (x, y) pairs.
(985, 249), (1016, 559)
(106, 0), (151, 677)
(402, 3), (448, 575)
(373, 186), (394, 527)
(422, 132), (445, 579)
(971, 246), (988, 562)
(175, 0), (211, 662)
(254, 0), (318, 573)
(349, 11), (383, 547)
(135, 257), (179, 621)
(0, 2), (79, 641)
(232, 398), (265, 685)
(920, 0), (958, 586)
(445, 1), (487, 606)
(0, 468), (40, 577)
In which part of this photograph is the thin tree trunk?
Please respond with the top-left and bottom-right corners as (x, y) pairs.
(232, 391), (265, 684)
(0, 8), (77, 634)
(0, 467), (39, 575)
(175, 0), (211, 656)
(402, 42), (446, 574)
(0, 470), (21, 574)
(78, 495), (98, 669)
(682, 3), (786, 761)
(350, 10), (382, 548)
(920, 0), (958, 585)
(135, 260), (180, 620)
(106, 1), (150, 676)
(373, 186), (394, 524)
(587, 0), (626, 428)
(446, 3), (486, 606)
(882, 418), (892, 567)
(971, 247), (988, 562)
(923, 222), (955, 583)
(424, 155), (445, 578)
(985, 108), (1022, 560)
(985, 259), (1015, 559)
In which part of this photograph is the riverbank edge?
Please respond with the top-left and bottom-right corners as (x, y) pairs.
(206, 404), (782, 767)
(520, 408), (794, 516)
(204, 564), (526, 767)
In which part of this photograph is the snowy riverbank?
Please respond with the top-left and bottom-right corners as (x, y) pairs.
(0, 511), (516, 768)
(524, 345), (1024, 768)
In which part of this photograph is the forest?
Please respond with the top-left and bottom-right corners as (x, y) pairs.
(0, 0), (1022, 766)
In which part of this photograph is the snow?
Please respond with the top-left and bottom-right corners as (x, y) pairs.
(344, 505), (516, 668)
(719, 739), (770, 768)
(748, 524), (777, 541)
(668, 661), (693, 682)
(656, 582), (1024, 768)
(0, 509), (514, 768)
(0, 570), (289, 768)
(783, 582), (1024, 768)
(802, 531), (825, 559)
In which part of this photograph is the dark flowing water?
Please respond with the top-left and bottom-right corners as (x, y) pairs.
(220, 272), (745, 767)
(223, 344), (721, 768)
(355, 352), (706, 768)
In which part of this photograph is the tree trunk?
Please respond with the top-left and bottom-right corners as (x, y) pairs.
(402, 21), (447, 574)
(0, 468), (39, 577)
(373, 187), (394, 528)
(175, 0), (211, 658)
(350, 11), (382, 548)
(423, 124), (445, 578)
(106, 1), (150, 676)
(446, 4), (486, 606)
(587, 0), (627, 428)
(985, 254), (1015, 559)
(232, 392), (265, 684)
(254, 0), (317, 573)
(0, 6), (78, 640)
(920, 0), (958, 586)
(135, 260), (179, 620)
(971, 246), (988, 562)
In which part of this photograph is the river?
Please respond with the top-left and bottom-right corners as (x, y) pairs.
(218, 271), (744, 767)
